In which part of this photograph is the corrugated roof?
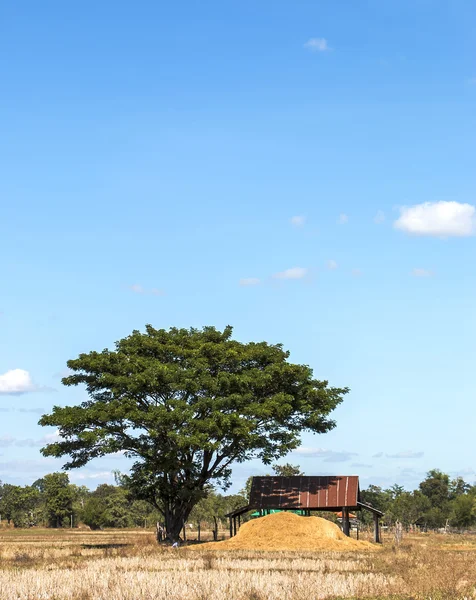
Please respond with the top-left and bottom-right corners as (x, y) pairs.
(249, 476), (360, 510)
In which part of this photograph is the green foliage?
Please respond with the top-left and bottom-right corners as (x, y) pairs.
(0, 483), (42, 527)
(359, 485), (392, 525)
(386, 491), (431, 527)
(450, 476), (471, 498)
(450, 494), (476, 528)
(81, 497), (107, 530)
(81, 484), (159, 529)
(271, 463), (303, 477)
(39, 473), (75, 527)
(419, 469), (450, 510)
(39, 325), (347, 540)
(360, 470), (476, 531)
(240, 476), (254, 502)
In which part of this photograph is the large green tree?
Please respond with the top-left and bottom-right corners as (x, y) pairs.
(40, 325), (347, 542)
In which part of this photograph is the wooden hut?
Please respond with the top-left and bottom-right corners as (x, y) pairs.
(226, 475), (384, 543)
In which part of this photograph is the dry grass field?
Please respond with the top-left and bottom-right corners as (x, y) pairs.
(0, 527), (476, 600)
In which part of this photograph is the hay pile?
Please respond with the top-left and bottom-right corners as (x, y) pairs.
(195, 512), (375, 552)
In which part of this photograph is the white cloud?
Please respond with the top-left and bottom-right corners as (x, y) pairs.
(290, 215), (306, 227)
(0, 430), (60, 448)
(0, 436), (42, 448)
(338, 213), (349, 224)
(394, 201), (476, 237)
(374, 210), (385, 224)
(327, 260), (338, 270)
(128, 284), (165, 296)
(304, 38), (330, 52)
(239, 278), (260, 287)
(372, 452), (383, 458)
(412, 268), (434, 278)
(293, 447), (357, 462)
(0, 369), (38, 395)
(0, 407), (45, 414)
(0, 458), (59, 475)
(386, 451), (424, 459)
(273, 267), (308, 280)
(70, 471), (114, 481)
(42, 429), (61, 443)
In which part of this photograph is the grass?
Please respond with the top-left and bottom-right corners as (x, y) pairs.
(0, 527), (475, 599)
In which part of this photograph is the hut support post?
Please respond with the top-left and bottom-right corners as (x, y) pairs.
(233, 516), (237, 536)
(342, 507), (350, 537)
(373, 513), (381, 543)
(229, 517), (233, 538)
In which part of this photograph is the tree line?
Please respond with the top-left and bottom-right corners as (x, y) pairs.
(5, 464), (474, 532)
(0, 473), (157, 529)
(0, 472), (249, 533)
(361, 469), (476, 529)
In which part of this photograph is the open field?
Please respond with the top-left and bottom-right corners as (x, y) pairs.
(1, 528), (476, 600)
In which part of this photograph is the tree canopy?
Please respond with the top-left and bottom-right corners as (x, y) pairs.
(39, 325), (348, 541)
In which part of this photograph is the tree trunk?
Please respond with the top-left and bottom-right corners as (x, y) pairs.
(197, 521), (201, 542)
(162, 504), (193, 544)
(213, 516), (218, 541)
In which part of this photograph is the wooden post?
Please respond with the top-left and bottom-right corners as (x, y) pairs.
(182, 523), (187, 542)
(373, 513), (380, 543)
(229, 517), (233, 538)
(233, 516), (237, 536)
(342, 508), (350, 536)
(198, 521), (201, 542)
(238, 514), (241, 529)
(156, 522), (163, 543)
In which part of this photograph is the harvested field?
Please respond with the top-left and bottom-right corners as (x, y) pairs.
(1, 527), (476, 599)
(195, 512), (376, 551)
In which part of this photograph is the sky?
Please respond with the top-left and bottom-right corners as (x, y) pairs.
(1, 0), (476, 493)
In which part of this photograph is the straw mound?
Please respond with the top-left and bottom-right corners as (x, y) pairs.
(194, 512), (376, 552)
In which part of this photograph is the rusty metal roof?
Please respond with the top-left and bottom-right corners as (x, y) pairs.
(249, 476), (360, 510)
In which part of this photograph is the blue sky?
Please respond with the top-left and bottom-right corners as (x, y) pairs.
(1, 0), (476, 492)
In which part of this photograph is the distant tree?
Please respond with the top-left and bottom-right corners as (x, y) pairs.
(0, 483), (41, 527)
(449, 477), (470, 499)
(82, 484), (134, 529)
(419, 469), (450, 510)
(40, 473), (75, 527)
(360, 485), (391, 524)
(0, 483), (18, 525)
(386, 491), (431, 528)
(450, 494), (476, 529)
(40, 325), (348, 542)
(360, 484), (385, 508)
(81, 497), (107, 530)
(189, 489), (248, 541)
(388, 484), (405, 500)
(272, 463), (303, 477)
(240, 476), (254, 502)
(423, 506), (447, 529)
